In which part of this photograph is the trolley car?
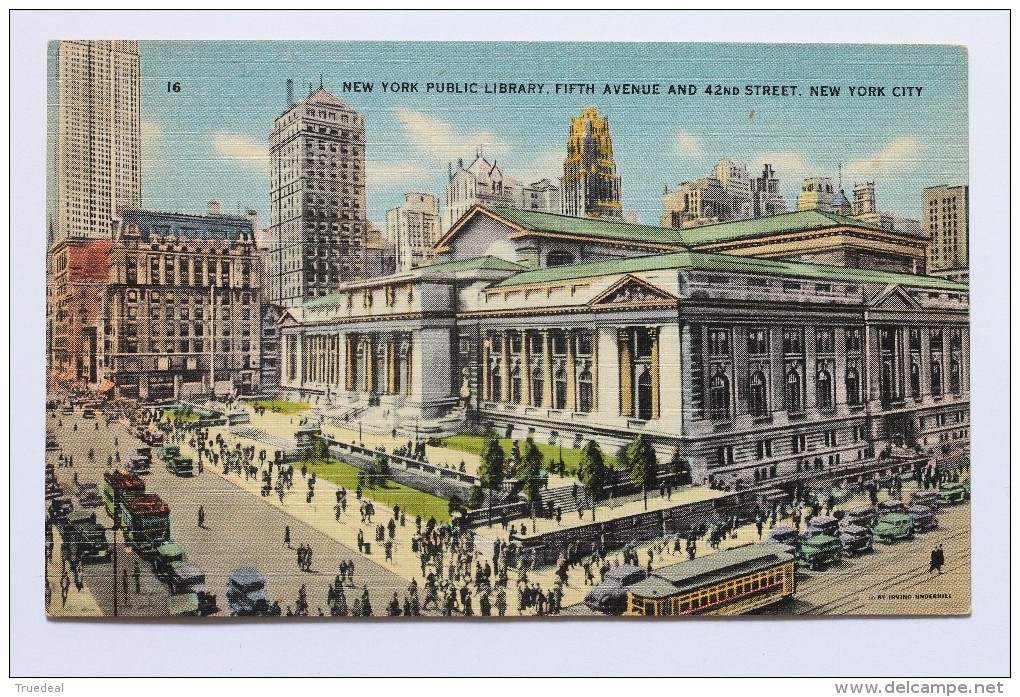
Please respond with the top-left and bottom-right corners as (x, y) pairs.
(624, 543), (796, 616)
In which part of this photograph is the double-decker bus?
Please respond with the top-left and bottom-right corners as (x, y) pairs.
(624, 543), (796, 616)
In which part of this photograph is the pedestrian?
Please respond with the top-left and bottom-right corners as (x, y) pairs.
(385, 539), (393, 562)
(197, 505), (205, 529)
(756, 517), (764, 540)
(122, 567), (129, 600)
(284, 525), (291, 548)
(928, 547), (939, 575)
(132, 561), (141, 593)
(74, 560), (84, 591)
(934, 544), (945, 574)
(60, 570), (71, 606)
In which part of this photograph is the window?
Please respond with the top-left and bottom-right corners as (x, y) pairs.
(931, 361), (943, 396)
(816, 367), (833, 410)
(785, 369), (802, 412)
(846, 367), (862, 406)
(749, 370), (768, 417)
(909, 328), (921, 351)
(531, 365), (544, 407)
(717, 445), (734, 465)
(845, 328), (863, 353)
(949, 359), (962, 395)
(823, 429), (837, 447)
(708, 329), (731, 356)
(910, 361), (922, 399)
(783, 329), (803, 355)
(578, 370), (593, 413)
(709, 371), (731, 420)
(554, 366), (567, 410)
(815, 328), (834, 354)
(756, 439), (773, 459)
(853, 425), (865, 442)
(747, 328), (768, 355)
(791, 434), (806, 453)
(510, 366), (522, 405)
(930, 328), (944, 351)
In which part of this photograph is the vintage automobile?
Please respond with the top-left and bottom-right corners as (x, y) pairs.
(908, 491), (940, 513)
(46, 431), (59, 451)
(876, 500), (907, 515)
(127, 447), (153, 475)
(795, 534), (842, 570)
(582, 564), (647, 614)
(803, 516), (840, 539)
(61, 406), (74, 415)
(938, 482), (970, 505)
(152, 541), (186, 581)
(49, 495), (74, 523)
(839, 506), (877, 531)
(766, 526), (801, 549)
(874, 513), (915, 544)
(226, 567), (270, 616)
(81, 408), (96, 419)
(839, 524), (874, 556)
(166, 592), (201, 617)
(76, 482), (104, 509)
(62, 510), (111, 562)
(906, 505), (938, 533)
(168, 564), (219, 616)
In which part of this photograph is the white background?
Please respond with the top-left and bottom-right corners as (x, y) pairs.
(9, 10), (1010, 678)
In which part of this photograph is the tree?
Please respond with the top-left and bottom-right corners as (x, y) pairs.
(576, 440), (607, 521)
(668, 445), (690, 486)
(478, 435), (506, 524)
(626, 435), (658, 510)
(371, 455), (390, 487)
(466, 485), (486, 509)
(518, 437), (544, 501)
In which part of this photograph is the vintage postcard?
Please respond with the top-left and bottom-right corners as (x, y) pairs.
(46, 40), (969, 619)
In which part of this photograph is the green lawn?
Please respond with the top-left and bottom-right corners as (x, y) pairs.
(300, 457), (451, 524)
(248, 399), (311, 415)
(440, 434), (618, 476)
(165, 409), (200, 423)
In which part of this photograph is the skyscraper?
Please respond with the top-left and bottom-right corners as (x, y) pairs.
(53, 40), (141, 243)
(560, 107), (622, 220)
(388, 192), (441, 271)
(923, 184), (969, 280)
(268, 84), (368, 307)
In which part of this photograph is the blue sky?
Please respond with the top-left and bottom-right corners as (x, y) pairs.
(62, 41), (969, 228)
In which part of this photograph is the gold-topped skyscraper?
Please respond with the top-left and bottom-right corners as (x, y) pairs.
(559, 106), (623, 220)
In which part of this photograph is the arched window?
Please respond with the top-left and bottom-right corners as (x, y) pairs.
(816, 368), (833, 410)
(531, 364), (544, 407)
(546, 250), (575, 267)
(490, 364), (502, 403)
(749, 370), (768, 417)
(709, 371), (730, 420)
(510, 366), (522, 404)
(949, 359), (961, 395)
(910, 361), (921, 399)
(578, 370), (593, 413)
(785, 369), (802, 413)
(931, 361), (943, 396)
(554, 366), (567, 410)
(637, 368), (654, 421)
(846, 367), (861, 406)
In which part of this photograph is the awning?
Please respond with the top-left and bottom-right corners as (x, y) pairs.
(97, 380), (115, 392)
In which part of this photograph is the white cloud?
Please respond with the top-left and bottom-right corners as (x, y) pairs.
(845, 137), (923, 179)
(211, 132), (270, 172)
(674, 131), (703, 157)
(752, 151), (816, 185)
(516, 148), (563, 185)
(392, 108), (509, 162)
(366, 159), (431, 186)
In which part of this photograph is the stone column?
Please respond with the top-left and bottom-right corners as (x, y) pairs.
(345, 335), (355, 391)
(865, 326), (882, 405)
(649, 326), (660, 420)
(387, 336), (398, 394)
(542, 330), (553, 408)
(405, 333), (415, 398)
(591, 330), (599, 413)
(959, 325), (970, 395)
(919, 327), (932, 399)
(619, 329), (633, 417)
(297, 333), (306, 386)
(522, 332), (533, 406)
(365, 335), (375, 393)
(804, 325), (817, 410)
(566, 330), (578, 412)
(500, 332), (511, 402)
(481, 335), (490, 402)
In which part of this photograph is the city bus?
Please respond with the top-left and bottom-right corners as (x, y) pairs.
(623, 543), (796, 616)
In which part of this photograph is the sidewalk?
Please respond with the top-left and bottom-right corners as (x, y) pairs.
(46, 527), (103, 618)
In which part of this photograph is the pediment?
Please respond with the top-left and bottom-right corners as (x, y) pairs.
(590, 275), (677, 306)
(869, 285), (922, 311)
(278, 309), (303, 328)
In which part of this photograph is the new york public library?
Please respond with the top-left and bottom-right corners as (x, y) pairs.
(277, 204), (969, 495)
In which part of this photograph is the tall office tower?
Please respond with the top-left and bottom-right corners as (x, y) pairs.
(710, 158), (753, 219)
(388, 192), (442, 272)
(445, 154), (522, 231)
(853, 181), (877, 215)
(751, 164), (789, 217)
(797, 177), (851, 215)
(923, 185), (969, 276)
(560, 106), (623, 220)
(268, 84), (368, 307)
(53, 40), (141, 243)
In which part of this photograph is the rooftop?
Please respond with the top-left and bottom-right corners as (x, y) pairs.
(120, 208), (254, 242)
(495, 250), (969, 292)
(485, 206), (688, 248)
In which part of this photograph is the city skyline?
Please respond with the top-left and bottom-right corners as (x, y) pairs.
(49, 41), (967, 231)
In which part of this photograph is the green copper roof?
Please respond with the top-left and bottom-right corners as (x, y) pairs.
(679, 210), (890, 246)
(495, 250), (970, 292)
(486, 206), (688, 247)
(423, 255), (525, 273)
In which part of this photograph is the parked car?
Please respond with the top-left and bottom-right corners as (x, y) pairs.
(61, 406), (74, 415)
(874, 513), (914, 544)
(766, 526), (801, 549)
(152, 541), (186, 581)
(906, 505), (938, 532)
(168, 564), (219, 616)
(839, 506), (877, 531)
(583, 564), (647, 614)
(226, 567), (270, 616)
(839, 525), (874, 556)
(81, 409), (96, 419)
(796, 534), (842, 570)
(76, 483), (104, 508)
(877, 500), (907, 515)
(908, 491), (940, 513)
(804, 516), (840, 539)
(938, 482), (970, 505)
